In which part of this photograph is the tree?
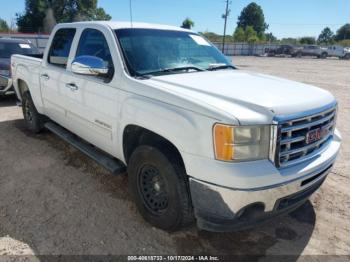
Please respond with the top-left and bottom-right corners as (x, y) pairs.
(17, 0), (111, 33)
(337, 39), (350, 48)
(181, 18), (194, 29)
(318, 27), (334, 45)
(237, 2), (268, 35)
(233, 27), (245, 42)
(335, 24), (350, 41)
(92, 7), (112, 20)
(0, 18), (9, 32)
(16, 0), (47, 33)
(280, 38), (299, 45)
(299, 37), (316, 45)
(265, 32), (277, 43)
(245, 26), (258, 43)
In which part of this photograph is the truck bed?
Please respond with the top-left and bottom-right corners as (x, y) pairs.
(11, 54), (44, 101)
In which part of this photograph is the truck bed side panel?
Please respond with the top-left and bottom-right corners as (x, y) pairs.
(12, 54), (44, 113)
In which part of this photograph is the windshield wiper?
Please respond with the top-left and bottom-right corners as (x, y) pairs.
(141, 66), (204, 76)
(207, 64), (236, 71)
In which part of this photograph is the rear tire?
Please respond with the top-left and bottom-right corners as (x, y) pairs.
(320, 52), (328, 59)
(22, 92), (45, 133)
(128, 145), (194, 231)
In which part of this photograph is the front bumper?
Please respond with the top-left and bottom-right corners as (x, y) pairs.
(0, 76), (13, 95)
(187, 130), (341, 232)
(190, 164), (331, 232)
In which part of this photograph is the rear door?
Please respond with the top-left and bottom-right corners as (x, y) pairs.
(40, 28), (77, 124)
(62, 27), (121, 155)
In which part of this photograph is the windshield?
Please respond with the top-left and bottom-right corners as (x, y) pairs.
(115, 29), (232, 76)
(0, 42), (41, 59)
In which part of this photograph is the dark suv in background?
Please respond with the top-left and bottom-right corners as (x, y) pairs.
(266, 45), (301, 57)
(0, 38), (41, 96)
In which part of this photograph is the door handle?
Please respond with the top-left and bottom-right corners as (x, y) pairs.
(41, 74), (50, 80)
(65, 83), (79, 91)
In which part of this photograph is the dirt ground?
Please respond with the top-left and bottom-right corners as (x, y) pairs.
(0, 57), (349, 258)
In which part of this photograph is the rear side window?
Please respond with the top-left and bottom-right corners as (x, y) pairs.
(48, 28), (76, 68)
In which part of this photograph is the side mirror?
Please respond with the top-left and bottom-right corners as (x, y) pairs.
(71, 55), (108, 76)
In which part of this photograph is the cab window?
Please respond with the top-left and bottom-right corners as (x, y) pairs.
(48, 28), (76, 68)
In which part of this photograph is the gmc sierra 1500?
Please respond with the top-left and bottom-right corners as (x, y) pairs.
(11, 22), (341, 232)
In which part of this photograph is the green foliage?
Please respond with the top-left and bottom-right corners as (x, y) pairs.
(200, 31), (234, 43)
(16, 0), (47, 33)
(233, 27), (245, 42)
(237, 2), (268, 35)
(335, 23), (350, 41)
(93, 7), (112, 20)
(245, 26), (258, 42)
(232, 26), (271, 43)
(17, 0), (111, 33)
(299, 37), (316, 45)
(318, 27), (334, 45)
(337, 39), (350, 47)
(0, 18), (9, 32)
(258, 32), (266, 42)
(181, 18), (194, 29)
(280, 38), (299, 45)
(265, 32), (277, 43)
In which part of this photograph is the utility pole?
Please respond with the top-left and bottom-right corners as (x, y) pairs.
(222, 0), (231, 53)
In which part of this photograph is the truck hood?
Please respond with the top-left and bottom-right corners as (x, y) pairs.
(147, 70), (335, 123)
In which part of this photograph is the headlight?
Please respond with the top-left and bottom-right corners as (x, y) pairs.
(213, 124), (271, 161)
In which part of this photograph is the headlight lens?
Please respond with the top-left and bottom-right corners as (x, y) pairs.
(214, 124), (270, 161)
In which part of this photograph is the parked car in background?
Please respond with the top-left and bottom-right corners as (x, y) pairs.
(266, 45), (300, 57)
(0, 38), (41, 96)
(11, 22), (341, 232)
(294, 45), (329, 59)
(326, 45), (350, 60)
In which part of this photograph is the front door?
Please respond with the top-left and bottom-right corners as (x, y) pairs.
(62, 28), (119, 155)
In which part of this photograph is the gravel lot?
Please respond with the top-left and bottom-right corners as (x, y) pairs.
(0, 57), (349, 258)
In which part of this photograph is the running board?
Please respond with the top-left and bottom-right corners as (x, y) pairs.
(44, 122), (126, 175)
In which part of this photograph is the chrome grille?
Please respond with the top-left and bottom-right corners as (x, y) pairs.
(276, 105), (337, 167)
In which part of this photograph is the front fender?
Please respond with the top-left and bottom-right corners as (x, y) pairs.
(119, 95), (216, 161)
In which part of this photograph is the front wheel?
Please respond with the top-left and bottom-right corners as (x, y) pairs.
(128, 145), (194, 231)
(22, 92), (44, 133)
(320, 52), (328, 59)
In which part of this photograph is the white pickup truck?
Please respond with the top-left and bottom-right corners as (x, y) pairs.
(326, 45), (350, 59)
(11, 22), (341, 232)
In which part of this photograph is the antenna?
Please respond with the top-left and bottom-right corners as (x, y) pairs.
(129, 0), (133, 27)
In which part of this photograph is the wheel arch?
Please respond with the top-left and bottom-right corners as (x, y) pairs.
(16, 79), (30, 100)
(122, 124), (187, 173)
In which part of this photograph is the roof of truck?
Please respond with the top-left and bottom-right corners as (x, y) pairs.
(58, 21), (192, 32)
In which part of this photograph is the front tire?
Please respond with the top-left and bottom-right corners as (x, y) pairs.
(22, 92), (44, 133)
(320, 52), (328, 59)
(128, 145), (194, 231)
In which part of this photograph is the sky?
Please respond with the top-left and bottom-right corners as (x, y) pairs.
(0, 0), (349, 38)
